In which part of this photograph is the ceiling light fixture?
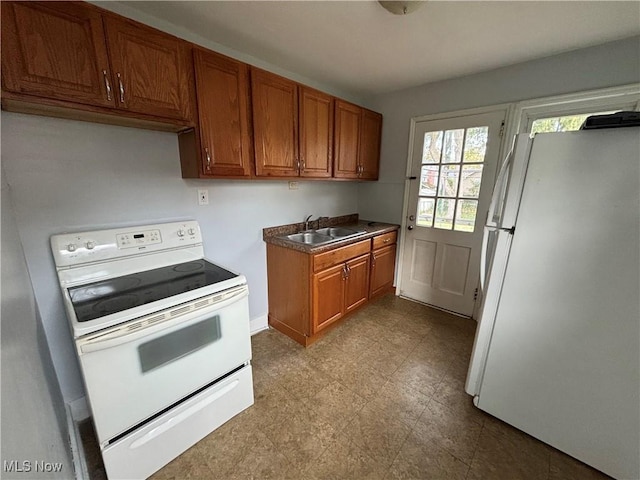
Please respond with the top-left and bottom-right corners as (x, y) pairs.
(378, 1), (425, 15)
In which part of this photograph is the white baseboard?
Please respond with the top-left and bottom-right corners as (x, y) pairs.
(250, 314), (269, 335)
(66, 399), (89, 480)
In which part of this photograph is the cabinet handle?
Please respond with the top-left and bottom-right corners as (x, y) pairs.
(346, 264), (351, 277)
(371, 254), (376, 267)
(102, 70), (112, 101)
(383, 238), (390, 243)
(116, 72), (125, 103)
(301, 159), (306, 172)
(204, 147), (212, 170)
(296, 158), (300, 172)
(342, 265), (347, 280)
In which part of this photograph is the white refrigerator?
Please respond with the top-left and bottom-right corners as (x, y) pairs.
(465, 127), (640, 480)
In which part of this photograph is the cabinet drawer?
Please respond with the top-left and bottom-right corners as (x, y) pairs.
(313, 239), (370, 272)
(372, 231), (397, 250)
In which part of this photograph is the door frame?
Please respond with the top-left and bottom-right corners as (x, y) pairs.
(396, 103), (513, 318)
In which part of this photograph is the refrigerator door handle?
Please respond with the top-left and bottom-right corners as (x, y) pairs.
(480, 225), (495, 292)
(486, 147), (514, 228)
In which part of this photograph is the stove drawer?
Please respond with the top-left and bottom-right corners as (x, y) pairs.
(79, 285), (252, 444)
(102, 365), (254, 480)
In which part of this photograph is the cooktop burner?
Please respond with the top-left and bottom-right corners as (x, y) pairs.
(69, 260), (238, 322)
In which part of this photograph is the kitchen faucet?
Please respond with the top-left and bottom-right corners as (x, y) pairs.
(304, 214), (316, 231)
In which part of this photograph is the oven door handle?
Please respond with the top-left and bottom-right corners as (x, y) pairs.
(78, 286), (248, 354)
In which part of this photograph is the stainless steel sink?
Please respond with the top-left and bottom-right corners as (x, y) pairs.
(315, 227), (363, 238)
(285, 232), (333, 245)
(284, 226), (366, 245)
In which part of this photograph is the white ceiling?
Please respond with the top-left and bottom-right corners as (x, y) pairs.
(119, 1), (640, 97)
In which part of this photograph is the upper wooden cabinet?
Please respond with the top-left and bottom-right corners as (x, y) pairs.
(298, 86), (333, 178)
(334, 100), (361, 179)
(251, 68), (334, 178)
(359, 108), (383, 180)
(103, 17), (193, 122)
(334, 100), (381, 180)
(185, 48), (252, 177)
(1, 1), (194, 128)
(1, 1), (114, 108)
(251, 68), (299, 177)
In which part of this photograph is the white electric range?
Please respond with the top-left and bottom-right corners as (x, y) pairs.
(51, 220), (254, 479)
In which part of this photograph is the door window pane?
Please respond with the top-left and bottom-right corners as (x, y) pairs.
(438, 165), (459, 197)
(415, 125), (489, 233)
(442, 129), (464, 163)
(435, 198), (455, 230)
(417, 198), (435, 227)
(463, 126), (488, 162)
(419, 165), (439, 196)
(460, 164), (483, 198)
(455, 200), (478, 232)
(422, 131), (443, 163)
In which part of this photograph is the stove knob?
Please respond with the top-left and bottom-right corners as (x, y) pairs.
(187, 228), (196, 236)
(177, 229), (185, 237)
(67, 243), (77, 252)
(86, 241), (96, 250)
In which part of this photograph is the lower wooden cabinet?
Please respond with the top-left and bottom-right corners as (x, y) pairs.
(370, 244), (397, 298)
(266, 230), (396, 346)
(312, 253), (370, 333)
(370, 230), (397, 299)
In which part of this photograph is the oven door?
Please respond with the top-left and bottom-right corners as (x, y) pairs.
(77, 284), (251, 445)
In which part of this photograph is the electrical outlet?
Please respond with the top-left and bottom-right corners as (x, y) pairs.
(197, 189), (209, 206)
(288, 181), (299, 190)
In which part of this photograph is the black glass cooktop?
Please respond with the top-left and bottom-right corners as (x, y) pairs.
(69, 260), (238, 323)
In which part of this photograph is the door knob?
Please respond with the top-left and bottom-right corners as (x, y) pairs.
(408, 225), (414, 230)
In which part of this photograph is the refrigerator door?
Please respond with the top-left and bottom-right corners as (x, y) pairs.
(476, 129), (640, 480)
(465, 228), (513, 396)
(466, 134), (534, 396)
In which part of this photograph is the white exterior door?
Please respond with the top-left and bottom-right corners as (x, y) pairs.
(399, 109), (506, 316)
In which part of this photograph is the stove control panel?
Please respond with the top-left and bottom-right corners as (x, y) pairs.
(117, 229), (162, 249)
(51, 221), (202, 268)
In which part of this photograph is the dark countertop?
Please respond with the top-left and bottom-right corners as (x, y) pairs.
(263, 214), (399, 254)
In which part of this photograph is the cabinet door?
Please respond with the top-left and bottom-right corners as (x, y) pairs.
(359, 109), (382, 180)
(345, 254), (370, 314)
(299, 86), (333, 178)
(370, 244), (396, 298)
(312, 264), (345, 333)
(251, 68), (298, 177)
(1, 1), (114, 108)
(103, 16), (193, 121)
(333, 100), (361, 179)
(193, 49), (252, 177)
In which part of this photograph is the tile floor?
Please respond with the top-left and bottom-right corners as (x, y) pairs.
(84, 295), (612, 480)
